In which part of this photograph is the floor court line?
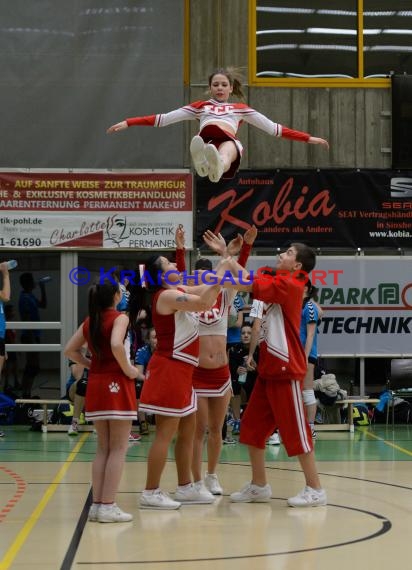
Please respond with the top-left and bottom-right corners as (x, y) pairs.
(74, 504), (391, 566)
(365, 430), (412, 457)
(2, 426), (411, 569)
(0, 433), (89, 570)
(61, 488), (92, 570)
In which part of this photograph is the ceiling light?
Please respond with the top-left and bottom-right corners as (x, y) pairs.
(307, 27), (357, 35)
(257, 29), (304, 35)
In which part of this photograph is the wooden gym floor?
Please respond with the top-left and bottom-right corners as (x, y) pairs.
(0, 424), (411, 570)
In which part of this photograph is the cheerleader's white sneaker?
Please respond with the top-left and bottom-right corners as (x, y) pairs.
(230, 482), (272, 503)
(205, 144), (224, 182)
(97, 503), (133, 522)
(88, 503), (100, 522)
(287, 486), (327, 508)
(204, 472), (223, 495)
(140, 488), (181, 510)
(190, 135), (209, 177)
(175, 482), (215, 504)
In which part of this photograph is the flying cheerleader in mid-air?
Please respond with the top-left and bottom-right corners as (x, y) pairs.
(107, 67), (329, 184)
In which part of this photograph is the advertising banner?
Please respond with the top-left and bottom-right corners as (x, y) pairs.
(246, 256), (412, 357)
(196, 170), (412, 248)
(0, 170), (193, 249)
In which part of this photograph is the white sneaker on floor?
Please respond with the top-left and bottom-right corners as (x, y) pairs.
(287, 486), (327, 508)
(267, 432), (280, 445)
(230, 482), (272, 503)
(204, 144), (224, 182)
(204, 472), (223, 495)
(140, 488), (181, 510)
(175, 482), (215, 504)
(97, 503), (133, 523)
(190, 135), (209, 177)
(68, 422), (78, 436)
(88, 503), (100, 522)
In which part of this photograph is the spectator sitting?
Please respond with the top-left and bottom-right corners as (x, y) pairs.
(65, 348), (89, 436)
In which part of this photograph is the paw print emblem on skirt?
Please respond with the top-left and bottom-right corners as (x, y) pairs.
(109, 382), (120, 393)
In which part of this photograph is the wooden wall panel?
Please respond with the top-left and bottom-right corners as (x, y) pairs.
(355, 90), (367, 166)
(364, 89), (392, 168)
(188, 0), (248, 84)
(330, 90), (357, 167)
(292, 89), (311, 166)
(220, 0), (249, 71)
(189, 0), (219, 84)
(307, 89), (331, 168)
(248, 88), (293, 168)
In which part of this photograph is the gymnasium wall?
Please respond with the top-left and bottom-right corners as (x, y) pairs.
(0, 0), (393, 171)
(0, 0), (185, 169)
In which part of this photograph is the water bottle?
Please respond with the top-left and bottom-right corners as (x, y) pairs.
(39, 276), (52, 284)
(238, 357), (248, 384)
(6, 260), (18, 270)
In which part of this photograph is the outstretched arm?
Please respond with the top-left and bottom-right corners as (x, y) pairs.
(226, 234), (243, 257)
(241, 107), (329, 149)
(107, 116), (158, 132)
(282, 127), (328, 148)
(215, 257), (253, 292)
(175, 224), (186, 272)
(237, 225), (257, 267)
(203, 230), (227, 256)
(107, 106), (198, 133)
(107, 120), (129, 133)
(307, 136), (329, 149)
(157, 284), (221, 314)
(203, 226), (257, 265)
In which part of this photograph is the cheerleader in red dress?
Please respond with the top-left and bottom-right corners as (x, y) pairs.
(64, 280), (139, 523)
(136, 254), (222, 510)
(175, 224), (256, 496)
(107, 67), (328, 183)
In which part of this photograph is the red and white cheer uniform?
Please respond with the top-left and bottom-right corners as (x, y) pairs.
(239, 274), (313, 456)
(83, 308), (137, 422)
(126, 99), (312, 179)
(192, 289), (235, 397)
(139, 289), (200, 417)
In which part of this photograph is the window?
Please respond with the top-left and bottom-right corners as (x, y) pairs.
(250, 0), (412, 87)
(364, 1), (412, 79)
